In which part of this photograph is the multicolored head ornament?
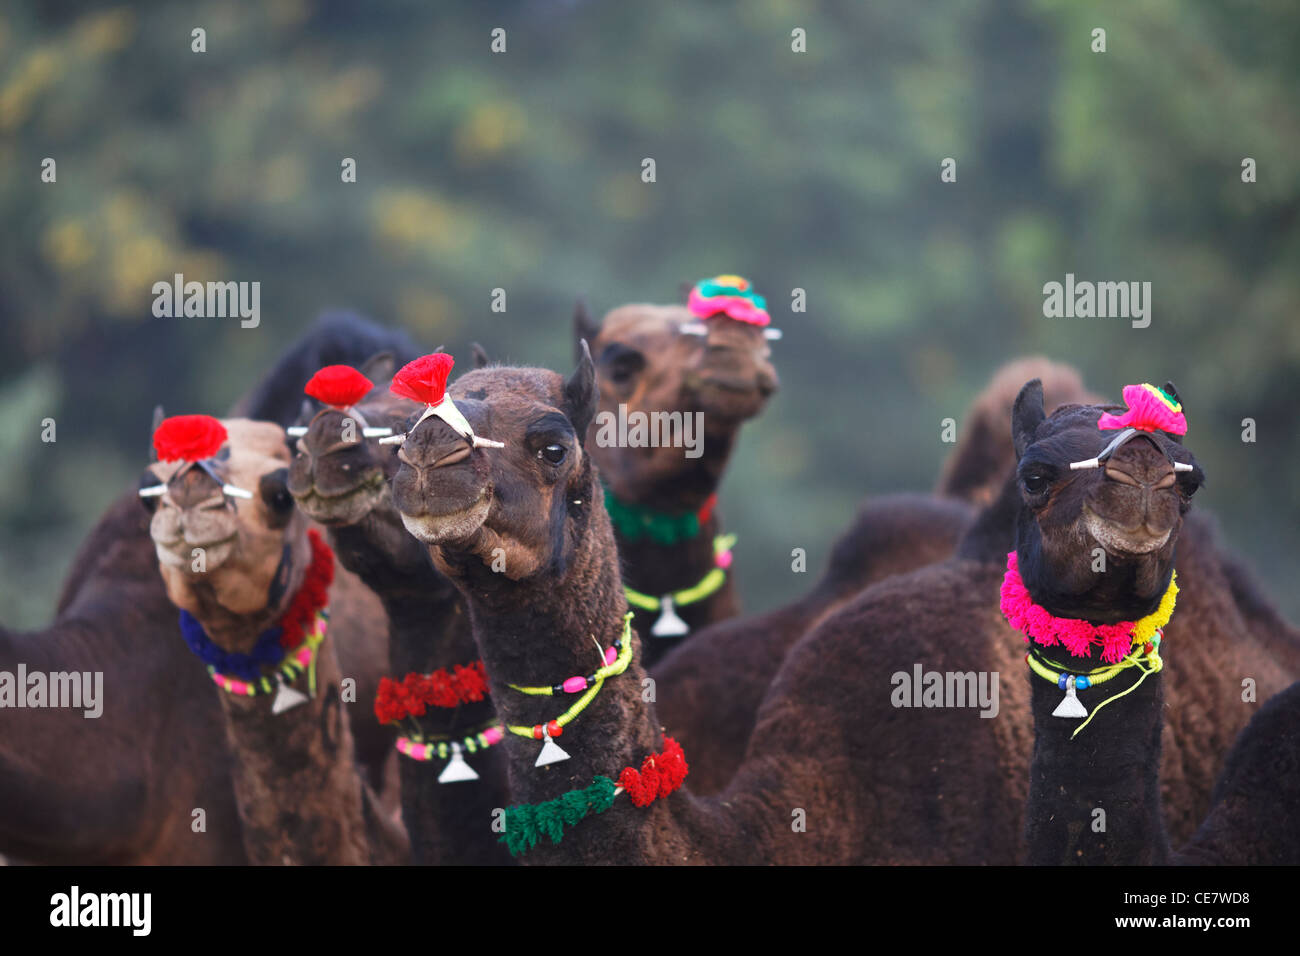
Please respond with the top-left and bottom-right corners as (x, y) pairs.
(140, 414), (253, 499)
(287, 365), (392, 439)
(1070, 381), (1195, 473)
(682, 275), (782, 340)
(380, 353), (504, 449)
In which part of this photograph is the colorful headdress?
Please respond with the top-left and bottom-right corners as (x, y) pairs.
(1070, 382), (1194, 473)
(1097, 383), (1187, 435)
(140, 414), (252, 499)
(287, 365), (392, 439)
(380, 353), (504, 449)
(683, 275), (782, 340)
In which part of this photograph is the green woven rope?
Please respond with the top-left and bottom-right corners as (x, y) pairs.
(499, 776), (619, 857)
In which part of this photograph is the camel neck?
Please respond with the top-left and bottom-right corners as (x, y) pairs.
(1025, 653), (1170, 865)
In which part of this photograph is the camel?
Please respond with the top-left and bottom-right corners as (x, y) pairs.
(287, 359), (511, 865)
(767, 379), (1296, 860)
(381, 351), (1299, 862)
(575, 278), (779, 667)
(141, 413), (404, 864)
(648, 356), (1100, 793)
(0, 313), (412, 864)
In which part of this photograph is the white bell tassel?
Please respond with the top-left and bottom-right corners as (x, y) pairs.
(650, 595), (690, 637)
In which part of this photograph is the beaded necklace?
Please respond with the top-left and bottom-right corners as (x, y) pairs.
(624, 534), (736, 637)
(395, 720), (506, 784)
(504, 612), (634, 767)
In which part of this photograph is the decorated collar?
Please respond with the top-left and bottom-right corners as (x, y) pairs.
(624, 533), (735, 637)
(498, 736), (689, 857)
(1000, 550), (1178, 664)
(501, 612), (635, 768)
(603, 485), (718, 545)
(139, 414), (253, 501)
(178, 528), (335, 682)
(378, 352), (504, 450)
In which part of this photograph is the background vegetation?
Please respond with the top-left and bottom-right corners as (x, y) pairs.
(1, 0), (1296, 627)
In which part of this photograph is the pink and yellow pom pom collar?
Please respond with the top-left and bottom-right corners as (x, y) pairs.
(1000, 551), (1178, 664)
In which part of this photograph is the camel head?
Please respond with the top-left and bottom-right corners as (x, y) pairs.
(390, 348), (600, 582)
(140, 414), (310, 643)
(574, 277), (779, 503)
(285, 354), (422, 525)
(1010, 379), (1205, 623)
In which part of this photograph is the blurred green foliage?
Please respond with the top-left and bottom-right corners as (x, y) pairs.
(1, 0), (1296, 627)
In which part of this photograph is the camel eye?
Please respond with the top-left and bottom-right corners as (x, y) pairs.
(539, 444), (567, 465)
(1023, 473), (1048, 494)
(259, 468), (295, 517)
(601, 345), (645, 385)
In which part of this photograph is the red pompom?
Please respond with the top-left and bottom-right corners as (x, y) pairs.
(616, 737), (689, 808)
(153, 415), (228, 463)
(391, 353), (455, 406)
(304, 365), (374, 408)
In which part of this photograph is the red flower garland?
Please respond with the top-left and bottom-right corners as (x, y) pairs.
(153, 414), (228, 462)
(304, 365), (374, 408)
(276, 529), (335, 649)
(391, 353), (455, 406)
(616, 736), (689, 807)
(374, 660), (490, 724)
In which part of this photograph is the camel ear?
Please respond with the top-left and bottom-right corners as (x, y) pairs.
(298, 398), (314, 421)
(1012, 379), (1045, 460)
(471, 342), (491, 369)
(1163, 380), (1182, 410)
(564, 340), (598, 442)
(149, 405), (165, 460)
(574, 298), (600, 362)
(358, 350), (396, 384)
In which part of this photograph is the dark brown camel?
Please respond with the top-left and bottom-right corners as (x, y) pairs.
(143, 416), (405, 864)
(287, 361), (512, 865)
(576, 295), (777, 667)
(648, 357), (1096, 794)
(773, 380), (1298, 860)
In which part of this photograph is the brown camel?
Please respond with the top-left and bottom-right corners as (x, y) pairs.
(142, 415), (404, 864)
(648, 357), (1095, 794)
(287, 360), (512, 865)
(387, 361), (1295, 863)
(575, 287), (778, 667)
(0, 489), (247, 864)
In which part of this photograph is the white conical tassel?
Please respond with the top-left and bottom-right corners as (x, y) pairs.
(535, 728), (571, 767)
(271, 679), (309, 714)
(650, 595), (690, 637)
(1052, 675), (1089, 718)
(438, 742), (480, 783)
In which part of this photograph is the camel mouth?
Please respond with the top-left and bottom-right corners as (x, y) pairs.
(1083, 507), (1172, 556)
(292, 473), (387, 526)
(399, 489), (491, 545)
(153, 533), (237, 568)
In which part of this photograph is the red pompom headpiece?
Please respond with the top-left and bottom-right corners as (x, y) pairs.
(391, 353), (455, 407)
(153, 415), (228, 463)
(304, 365), (374, 409)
